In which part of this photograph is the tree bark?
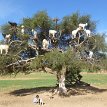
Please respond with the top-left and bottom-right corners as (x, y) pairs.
(58, 67), (67, 94)
(58, 75), (67, 94)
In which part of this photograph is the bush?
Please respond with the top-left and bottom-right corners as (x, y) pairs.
(0, 55), (13, 75)
(65, 60), (82, 86)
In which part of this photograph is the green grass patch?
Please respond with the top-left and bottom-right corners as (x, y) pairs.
(0, 72), (56, 79)
(0, 72), (57, 91)
(1, 72), (107, 92)
(82, 73), (107, 87)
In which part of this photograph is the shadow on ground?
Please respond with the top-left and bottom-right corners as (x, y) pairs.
(9, 81), (107, 97)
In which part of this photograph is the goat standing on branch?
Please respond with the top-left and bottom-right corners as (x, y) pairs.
(0, 44), (9, 55)
(79, 23), (88, 30)
(49, 30), (57, 38)
(72, 27), (82, 39)
(42, 39), (49, 50)
(84, 29), (91, 37)
(8, 21), (18, 35)
(21, 25), (25, 35)
(2, 34), (11, 44)
(31, 29), (38, 42)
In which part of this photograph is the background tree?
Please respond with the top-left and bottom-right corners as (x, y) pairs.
(94, 33), (107, 52)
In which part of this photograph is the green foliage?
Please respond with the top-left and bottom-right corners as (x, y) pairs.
(30, 49), (83, 85)
(30, 47), (107, 85)
(22, 18), (34, 29)
(17, 33), (29, 41)
(1, 24), (11, 35)
(60, 16), (71, 34)
(79, 15), (96, 31)
(64, 54), (84, 85)
(94, 33), (107, 52)
(0, 40), (28, 75)
(30, 49), (65, 71)
(60, 12), (96, 34)
(32, 10), (51, 30)
(44, 49), (65, 71)
(97, 58), (107, 70)
(30, 55), (44, 70)
(65, 63), (82, 85)
(69, 12), (79, 29)
(0, 55), (14, 75)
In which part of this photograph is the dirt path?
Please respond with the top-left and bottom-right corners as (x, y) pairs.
(0, 85), (107, 107)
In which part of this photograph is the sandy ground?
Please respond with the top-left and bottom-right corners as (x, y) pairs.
(0, 84), (107, 107)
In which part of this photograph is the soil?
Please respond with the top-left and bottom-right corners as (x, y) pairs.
(0, 84), (107, 107)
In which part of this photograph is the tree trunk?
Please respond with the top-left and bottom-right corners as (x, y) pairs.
(57, 67), (67, 95)
(58, 75), (67, 94)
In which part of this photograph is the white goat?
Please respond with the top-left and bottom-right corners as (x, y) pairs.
(72, 27), (81, 39)
(42, 39), (49, 50)
(0, 44), (9, 54)
(32, 29), (38, 39)
(49, 30), (57, 38)
(32, 29), (37, 35)
(88, 51), (93, 59)
(21, 25), (25, 35)
(5, 34), (11, 39)
(79, 23), (88, 30)
(5, 34), (11, 43)
(84, 29), (91, 37)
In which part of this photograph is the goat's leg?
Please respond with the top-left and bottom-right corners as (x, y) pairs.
(35, 50), (39, 56)
(5, 49), (8, 55)
(43, 44), (46, 49)
(0, 49), (2, 54)
(46, 45), (48, 49)
(78, 37), (80, 44)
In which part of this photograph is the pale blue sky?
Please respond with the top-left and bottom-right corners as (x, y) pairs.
(0, 0), (107, 41)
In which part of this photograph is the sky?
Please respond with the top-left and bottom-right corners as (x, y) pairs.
(0, 0), (107, 42)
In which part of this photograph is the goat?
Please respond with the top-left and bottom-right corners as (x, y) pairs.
(84, 29), (91, 37)
(42, 39), (49, 50)
(79, 23), (88, 30)
(3, 34), (11, 43)
(88, 51), (93, 59)
(8, 21), (17, 27)
(0, 44), (9, 54)
(72, 27), (81, 39)
(32, 29), (37, 35)
(32, 29), (38, 40)
(49, 30), (57, 38)
(85, 50), (93, 59)
(21, 25), (25, 35)
(5, 34), (11, 39)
